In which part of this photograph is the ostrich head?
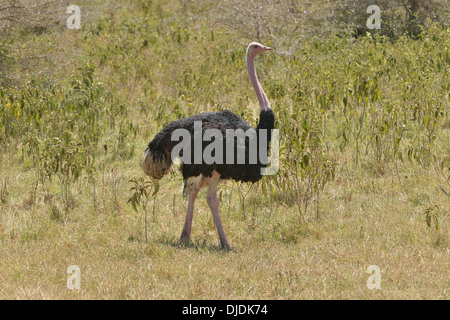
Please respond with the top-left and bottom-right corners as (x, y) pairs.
(246, 42), (271, 59)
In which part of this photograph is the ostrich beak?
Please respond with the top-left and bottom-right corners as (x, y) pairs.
(263, 46), (272, 51)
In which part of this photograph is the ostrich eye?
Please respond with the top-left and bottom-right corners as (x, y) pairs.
(253, 45), (257, 48)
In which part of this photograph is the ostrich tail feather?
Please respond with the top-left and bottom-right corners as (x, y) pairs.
(141, 147), (172, 180)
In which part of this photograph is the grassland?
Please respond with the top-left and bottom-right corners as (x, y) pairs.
(0, 0), (448, 299)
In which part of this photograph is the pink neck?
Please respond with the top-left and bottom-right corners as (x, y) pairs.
(247, 54), (270, 111)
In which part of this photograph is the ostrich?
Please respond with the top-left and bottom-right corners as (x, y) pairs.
(141, 42), (274, 250)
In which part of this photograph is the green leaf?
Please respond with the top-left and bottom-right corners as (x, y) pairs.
(152, 181), (160, 196)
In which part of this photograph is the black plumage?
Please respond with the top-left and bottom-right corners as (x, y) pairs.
(143, 108), (275, 184)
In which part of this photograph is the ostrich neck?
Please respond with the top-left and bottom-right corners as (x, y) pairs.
(247, 55), (271, 111)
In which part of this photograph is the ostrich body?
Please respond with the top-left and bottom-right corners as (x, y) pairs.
(142, 42), (274, 249)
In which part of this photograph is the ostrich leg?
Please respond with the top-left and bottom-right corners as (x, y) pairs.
(180, 187), (200, 243)
(207, 171), (230, 250)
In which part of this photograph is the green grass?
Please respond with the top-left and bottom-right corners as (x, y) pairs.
(0, 0), (448, 299)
